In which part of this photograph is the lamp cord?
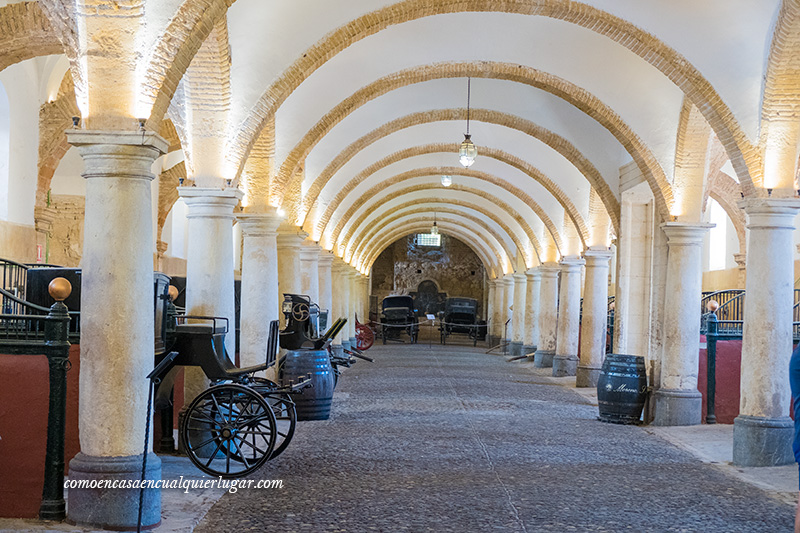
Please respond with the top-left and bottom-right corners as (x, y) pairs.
(466, 77), (471, 136)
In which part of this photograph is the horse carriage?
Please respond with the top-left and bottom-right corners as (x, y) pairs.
(438, 297), (486, 346)
(379, 295), (419, 344)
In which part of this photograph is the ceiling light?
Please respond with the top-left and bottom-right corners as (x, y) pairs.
(459, 77), (477, 168)
(441, 175), (452, 187)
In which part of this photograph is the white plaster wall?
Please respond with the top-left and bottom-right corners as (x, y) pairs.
(0, 80), (9, 221)
(51, 148), (87, 196)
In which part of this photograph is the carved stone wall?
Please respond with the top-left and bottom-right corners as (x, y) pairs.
(372, 234), (485, 317)
(49, 195), (84, 267)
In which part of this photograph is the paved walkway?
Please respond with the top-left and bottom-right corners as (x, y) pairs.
(195, 343), (795, 533)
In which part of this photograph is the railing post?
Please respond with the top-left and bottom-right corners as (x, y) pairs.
(705, 313), (718, 425)
(39, 290), (71, 521)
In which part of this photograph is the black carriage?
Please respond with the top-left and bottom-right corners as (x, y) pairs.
(439, 297), (485, 346)
(380, 295), (419, 344)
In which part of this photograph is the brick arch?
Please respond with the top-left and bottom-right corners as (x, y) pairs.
(356, 213), (513, 272)
(0, 2), (63, 73)
(268, 62), (672, 219)
(328, 181), (554, 267)
(299, 108), (619, 233)
(363, 222), (506, 278)
(304, 142), (590, 245)
(350, 202), (530, 269)
(138, 0), (234, 128)
(230, 0), (755, 197)
(705, 171), (746, 253)
(758, 0), (800, 192)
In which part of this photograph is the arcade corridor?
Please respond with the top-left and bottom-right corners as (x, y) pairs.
(195, 344), (793, 533)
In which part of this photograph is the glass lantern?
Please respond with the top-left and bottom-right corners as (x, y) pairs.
(459, 134), (477, 167)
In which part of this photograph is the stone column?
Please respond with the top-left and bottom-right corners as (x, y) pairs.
(236, 210), (283, 369)
(523, 269), (541, 357)
(155, 240), (168, 272)
(576, 249), (613, 387)
(34, 206), (56, 264)
(65, 130), (167, 529)
(653, 222), (713, 426)
(510, 272), (527, 355)
(502, 274), (514, 344)
(180, 187), (242, 403)
(299, 240), (320, 303)
(486, 279), (496, 345)
(339, 261), (352, 350)
(276, 224), (309, 326)
(733, 199), (800, 466)
(348, 268), (358, 347)
(330, 258), (345, 354)
(318, 251), (334, 330)
(553, 257), (585, 377)
(534, 263), (560, 367)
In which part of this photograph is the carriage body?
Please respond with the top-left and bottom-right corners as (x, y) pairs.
(380, 295), (418, 344)
(440, 297), (484, 346)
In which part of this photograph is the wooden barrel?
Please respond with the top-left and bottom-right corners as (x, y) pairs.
(596, 354), (648, 424)
(281, 349), (335, 421)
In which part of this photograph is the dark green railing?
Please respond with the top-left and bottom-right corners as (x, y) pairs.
(0, 297), (71, 521)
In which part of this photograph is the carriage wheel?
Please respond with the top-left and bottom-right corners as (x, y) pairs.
(411, 326), (419, 344)
(181, 383), (276, 478)
(472, 326), (478, 347)
(247, 378), (297, 460)
(356, 323), (374, 350)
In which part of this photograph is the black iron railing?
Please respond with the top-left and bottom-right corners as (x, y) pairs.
(0, 287), (79, 343)
(1, 258), (29, 314)
(0, 297), (71, 521)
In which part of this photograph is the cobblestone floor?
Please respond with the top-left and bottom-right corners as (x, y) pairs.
(195, 343), (795, 533)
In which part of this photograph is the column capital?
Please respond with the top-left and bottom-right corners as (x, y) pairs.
(180, 187), (243, 219)
(67, 130), (168, 181)
(276, 223), (309, 248)
(660, 222), (714, 245)
(299, 239), (321, 261)
(733, 252), (747, 269)
(502, 273), (515, 286)
(738, 198), (800, 229)
(156, 240), (169, 256)
(525, 268), (542, 281)
(236, 210), (283, 236)
(318, 250), (335, 267)
(559, 257), (585, 273)
(539, 262), (561, 278)
(583, 248), (613, 265)
(513, 271), (527, 282)
(34, 206), (56, 235)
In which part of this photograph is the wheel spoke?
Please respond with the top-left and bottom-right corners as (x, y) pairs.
(204, 439), (226, 468)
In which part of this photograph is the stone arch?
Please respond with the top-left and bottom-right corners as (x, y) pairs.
(758, 0), (800, 191)
(324, 167), (561, 261)
(138, 0), (234, 128)
(350, 202), (530, 270)
(363, 222), (507, 277)
(229, 0), (755, 195)
(671, 98), (712, 220)
(37, 71), (78, 209)
(0, 2), (63, 73)
(269, 61), (672, 219)
(303, 142), (591, 244)
(705, 170), (746, 253)
(299, 109), (619, 232)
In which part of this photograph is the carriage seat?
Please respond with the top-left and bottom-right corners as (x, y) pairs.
(173, 323), (269, 381)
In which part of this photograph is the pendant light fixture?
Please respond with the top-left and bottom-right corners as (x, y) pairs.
(431, 212), (439, 235)
(459, 77), (477, 168)
(441, 175), (452, 187)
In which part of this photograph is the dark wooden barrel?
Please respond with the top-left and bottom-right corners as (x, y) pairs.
(597, 354), (648, 424)
(281, 349), (335, 421)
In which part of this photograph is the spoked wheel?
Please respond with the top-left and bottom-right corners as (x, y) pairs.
(247, 378), (298, 460)
(181, 383), (276, 478)
(356, 323), (375, 350)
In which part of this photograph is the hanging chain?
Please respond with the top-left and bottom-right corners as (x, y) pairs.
(466, 77), (471, 136)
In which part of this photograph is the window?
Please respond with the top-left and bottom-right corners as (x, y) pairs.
(415, 233), (441, 247)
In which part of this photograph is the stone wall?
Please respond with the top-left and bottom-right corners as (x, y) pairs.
(0, 220), (37, 262)
(49, 195), (84, 267)
(372, 234), (485, 317)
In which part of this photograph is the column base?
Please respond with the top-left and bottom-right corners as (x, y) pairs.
(732, 415), (794, 467)
(509, 341), (523, 356)
(533, 350), (554, 368)
(486, 334), (496, 346)
(523, 345), (537, 359)
(652, 388), (702, 426)
(349, 337), (357, 349)
(331, 344), (344, 358)
(341, 340), (351, 351)
(575, 365), (602, 388)
(68, 452), (161, 530)
(552, 355), (578, 377)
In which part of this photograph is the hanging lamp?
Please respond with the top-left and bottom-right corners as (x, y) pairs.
(441, 175), (452, 187)
(459, 77), (477, 167)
